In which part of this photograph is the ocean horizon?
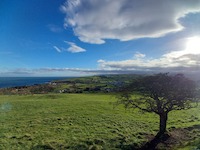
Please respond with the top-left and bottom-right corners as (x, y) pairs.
(0, 77), (70, 88)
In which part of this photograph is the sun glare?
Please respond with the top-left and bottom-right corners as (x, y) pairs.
(185, 36), (200, 54)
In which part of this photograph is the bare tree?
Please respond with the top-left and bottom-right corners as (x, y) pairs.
(116, 73), (198, 137)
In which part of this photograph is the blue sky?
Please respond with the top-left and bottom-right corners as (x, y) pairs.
(0, 0), (200, 77)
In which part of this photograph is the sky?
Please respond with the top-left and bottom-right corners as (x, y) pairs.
(0, 0), (200, 77)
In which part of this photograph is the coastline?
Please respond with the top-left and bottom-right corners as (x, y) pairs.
(0, 77), (69, 89)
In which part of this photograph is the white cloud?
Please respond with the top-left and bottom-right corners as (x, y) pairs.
(61, 0), (200, 44)
(53, 46), (62, 53)
(97, 48), (200, 72)
(134, 52), (146, 59)
(65, 41), (86, 53)
(53, 42), (86, 53)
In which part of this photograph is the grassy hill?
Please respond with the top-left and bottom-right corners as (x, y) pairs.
(1, 74), (199, 95)
(0, 94), (200, 149)
(0, 74), (142, 95)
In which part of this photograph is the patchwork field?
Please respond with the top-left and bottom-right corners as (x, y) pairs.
(0, 94), (200, 149)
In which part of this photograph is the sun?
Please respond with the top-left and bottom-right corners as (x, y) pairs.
(185, 36), (200, 54)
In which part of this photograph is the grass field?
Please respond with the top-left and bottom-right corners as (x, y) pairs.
(0, 94), (200, 149)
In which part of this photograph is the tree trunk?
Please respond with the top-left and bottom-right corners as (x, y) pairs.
(143, 112), (170, 149)
(157, 112), (168, 137)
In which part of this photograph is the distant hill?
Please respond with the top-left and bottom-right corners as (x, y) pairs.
(0, 74), (143, 95)
(1, 73), (199, 95)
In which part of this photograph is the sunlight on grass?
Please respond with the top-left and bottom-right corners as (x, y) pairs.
(0, 94), (199, 149)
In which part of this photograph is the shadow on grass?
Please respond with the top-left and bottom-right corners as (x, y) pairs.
(31, 144), (55, 150)
(138, 124), (200, 150)
(139, 133), (170, 150)
(29, 134), (174, 150)
(113, 134), (170, 150)
(31, 126), (200, 150)
(30, 136), (166, 150)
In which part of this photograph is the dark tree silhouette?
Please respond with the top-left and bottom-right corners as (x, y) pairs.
(116, 73), (198, 137)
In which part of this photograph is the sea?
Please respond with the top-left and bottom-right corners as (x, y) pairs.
(0, 77), (69, 88)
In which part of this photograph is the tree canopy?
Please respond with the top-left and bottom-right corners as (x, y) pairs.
(116, 73), (198, 136)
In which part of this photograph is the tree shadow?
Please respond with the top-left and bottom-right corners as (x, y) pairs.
(139, 133), (170, 150)
(71, 134), (170, 150)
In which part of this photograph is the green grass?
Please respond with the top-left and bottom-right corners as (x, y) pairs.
(0, 94), (200, 150)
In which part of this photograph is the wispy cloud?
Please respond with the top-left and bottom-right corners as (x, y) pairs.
(0, 68), (94, 77)
(53, 46), (62, 53)
(61, 0), (200, 44)
(0, 68), (35, 77)
(47, 24), (63, 33)
(134, 52), (146, 59)
(53, 41), (86, 53)
(1, 66), (200, 79)
(65, 41), (86, 53)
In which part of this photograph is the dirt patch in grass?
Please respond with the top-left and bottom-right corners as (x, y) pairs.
(158, 129), (190, 149)
(141, 124), (200, 150)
